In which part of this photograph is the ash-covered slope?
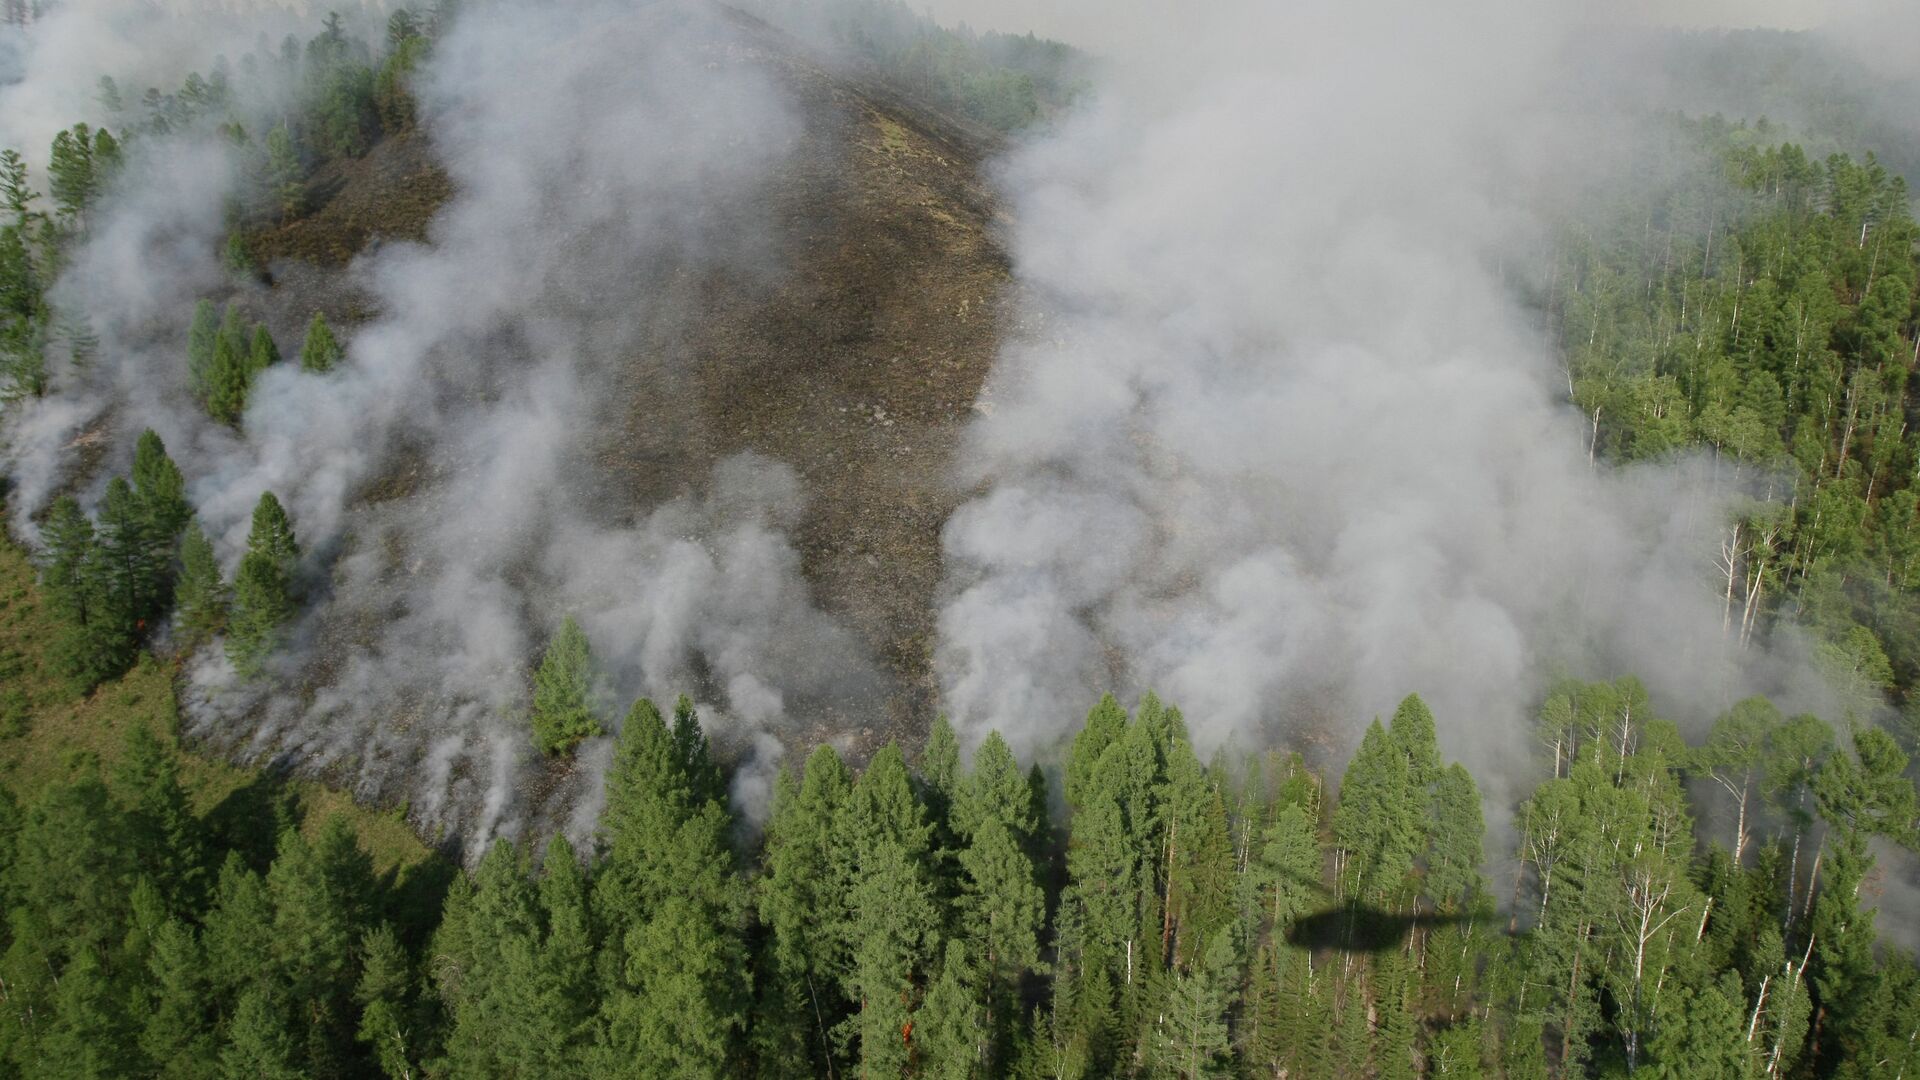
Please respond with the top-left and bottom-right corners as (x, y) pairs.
(70, 2), (1014, 844)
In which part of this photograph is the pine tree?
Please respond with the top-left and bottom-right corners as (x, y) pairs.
(248, 323), (280, 377)
(220, 987), (301, 1080)
(37, 495), (96, 623)
(142, 918), (217, 1078)
(47, 123), (97, 222)
(918, 939), (986, 1079)
(265, 124), (303, 220)
(354, 924), (419, 1080)
(1149, 929), (1236, 1079)
(529, 615), (599, 754)
(225, 491), (298, 677)
(205, 326), (246, 423)
(174, 519), (229, 648)
(39, 493), (138, 692)
(757, 745), (854, 1074)
(595, 698), (748, 1072)
(112, 722), (206, 908)
(186, 299), (219, 401)
(95, 476), (165, 627)
(300, 311), (342, 373)
(131, 429), (191, 543)
(0, 147), (35, 222)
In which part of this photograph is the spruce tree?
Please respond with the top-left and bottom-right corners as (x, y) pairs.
(187, 299), (219, 401)
(225, 491), (298, 677)
(596, 699), (748, 1074)
(757, 745), (854, 1074)
(220, 987), (301, 1080)
(205, 327), (246, 424)
(112, 722), (206, 909)
(174, 519), (229, 648)
(95, 476), (165, 627)
(918, 939), (986, 1079)
(131, 429), (191, 543)
(1148, 929), (1236, 1079)
(354, 924), (419, 1080)
(248, 323), (280, 376)
(1427, 763), (1485, 912)
(142, 918), (216, 1076)
(529, 616), (598, 754)
(300, 311), (342, 373)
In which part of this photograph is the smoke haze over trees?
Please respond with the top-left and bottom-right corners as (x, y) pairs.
(2, 0), (1920, 1072)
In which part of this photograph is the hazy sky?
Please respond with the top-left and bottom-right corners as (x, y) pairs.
(918, 0), (1840, 51)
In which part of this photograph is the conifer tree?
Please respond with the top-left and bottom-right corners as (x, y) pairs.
(187, 299), (219, 401)
(524, 837), (594, 1068)
(131, 429), (191, 543)
(1149, 929), (1236, 1079)
(225, 491), (298, 677)
(203, 853), (278, 1007)
(918, 939), (986, 1080)
(1427, 762), (1485, 912)
(220, 987), (301, 1080)
(112, 722), (206, 909)
(757, 745), (854, 1073)
(205, 327), (246, 424)
(41, 948), (140, 1078)
(595, 698), (747, 1074)
(300, 311), (342, 373)
(265, 124), (303, 220)
(249, 323), (280, 376)
(95, 476), (165, 627)
(174, 519), (229, 648)
(0, 147), (34, 222)
(1066, 694), (1128, 810)
(142, 918), (216, 1076)
(47, 123), (98, 222)
(530, 615), (599, 754)
(354, 924), (419, 1080)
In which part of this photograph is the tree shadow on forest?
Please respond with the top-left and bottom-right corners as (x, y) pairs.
(1271, 865), (1508, 953)
(200, 766), (459, 943)
(1284, 904), (1488, 952)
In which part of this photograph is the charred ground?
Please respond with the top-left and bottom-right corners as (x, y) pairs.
(230, 7), (1013, 758)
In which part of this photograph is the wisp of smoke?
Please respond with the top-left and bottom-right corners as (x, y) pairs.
(6, 0), (879, 849)
(930, 0), (1837, 828)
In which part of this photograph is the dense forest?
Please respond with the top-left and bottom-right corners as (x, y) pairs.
(3, 3), (1920, 1079)
(1, 680), (1917, 1077)
(1554, 117), (1920, 729)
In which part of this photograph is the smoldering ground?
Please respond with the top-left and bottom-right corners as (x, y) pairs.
(1, 0), (1908, 874)
(5, 0), (885, 848)
(926, 0), (1846, 834)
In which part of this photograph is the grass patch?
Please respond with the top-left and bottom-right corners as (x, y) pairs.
(0, 540), (433, 875)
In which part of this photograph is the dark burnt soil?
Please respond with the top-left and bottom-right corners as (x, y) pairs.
(598, 25), (1012, 745)
(246, 130), (453, 269)
(246, 10), (1011, 754)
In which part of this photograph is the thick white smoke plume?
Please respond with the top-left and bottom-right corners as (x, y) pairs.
(5, 0), (878, 847)
(930, 0), (1836, 818)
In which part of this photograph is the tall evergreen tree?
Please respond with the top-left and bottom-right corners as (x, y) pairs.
(186, 299), (219, 402)
(530, 615), (599, 754)
(300, 311), (343, 373)
(173, 519), (229, 648)
(130, 429), (191, 543)
(225, 491), (298, 677)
